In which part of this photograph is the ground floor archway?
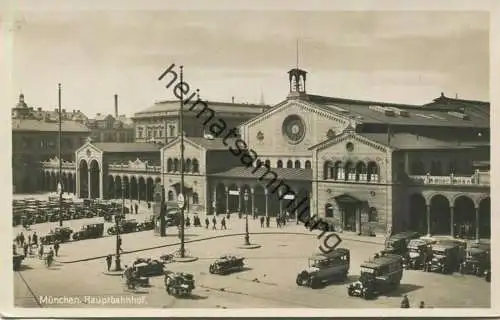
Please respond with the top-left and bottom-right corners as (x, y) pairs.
(453, 196), (476, 239)
(429, 194), (450, 235)
(409, 193), (427, 234)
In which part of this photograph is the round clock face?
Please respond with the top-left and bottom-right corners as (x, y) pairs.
(282, 115), (306, 144)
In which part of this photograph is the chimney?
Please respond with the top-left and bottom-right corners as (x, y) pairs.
(232, 96), (234, 104)
(114, 94), (118, 118)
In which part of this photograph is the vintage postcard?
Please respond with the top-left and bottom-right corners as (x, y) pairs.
(1, 0), (498, 318)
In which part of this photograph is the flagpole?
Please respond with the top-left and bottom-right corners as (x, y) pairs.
(179, 66), (186, 258)
(58, 83), (63, 227)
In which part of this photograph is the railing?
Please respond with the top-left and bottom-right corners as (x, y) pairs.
(40, 162), (76, 170)
(408, 172), (489, 186)
(108, 164), (161, 173)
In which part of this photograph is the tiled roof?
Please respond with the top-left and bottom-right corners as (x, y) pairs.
(12, 119), (90, 132)
(93, 142), (162, 153)
(210, 166), (312, 181)
(187, 137), (237, 150)
(307, 95), (489, 128)
(134, 100), (269, 117)
(357, 133), (489, 150)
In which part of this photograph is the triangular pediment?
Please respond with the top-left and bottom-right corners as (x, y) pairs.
(243, 99), (351, 130)
(310, 131), (393, 154)
(76, 142), (103, 159)
(161, 136), (204, 153)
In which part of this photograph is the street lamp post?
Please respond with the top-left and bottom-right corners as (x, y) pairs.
(179, 66), (186, 258)
(244, 190), (250, 246)
(114, 179), (125, 271)
(58, 83), (63, 227)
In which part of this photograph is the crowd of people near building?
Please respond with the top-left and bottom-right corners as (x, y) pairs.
(13, 231), (61, 267)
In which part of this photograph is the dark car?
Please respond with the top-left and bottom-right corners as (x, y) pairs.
(459, 247), (489, 276)
(166, 209), (181, 227)
(296, 248), (350, 289)
(132, 259), (164, 277)
(164, 271), (195, 297)
(107, 219), (139, 235)
(72, 223), (105, 241)
(425, 243), (460, 274)
(403, 239), (432, 270)
(41, 227), (73, 245)
(382, 231), (420, 256)
(137, 216), (155, 231)
(13, 254), (24, 271)
(209, 255), (245, 275)
(347, 254), (403, 300)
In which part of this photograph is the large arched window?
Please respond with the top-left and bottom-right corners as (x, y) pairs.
(173, 159), (179, 172)
(323, 161), (332, 180)
(305, 160), (311, 169)
(264, 160), (271, 168)
(192, 159), (199, 173)
(367, 161), (379, 182)
(277, 160), (283, 168)
(168, 191), (174, 201)
(294, 160), (301, 169)
(287, 160), (293, 168)
(185, 159), (192, 172)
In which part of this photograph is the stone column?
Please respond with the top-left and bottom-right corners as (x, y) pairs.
(426, 204), (431, 236)
(251, 188), (255, 216)
(87, 170), (91, 199)
(265, 188), (269, 217)
(99, 171), (103, 199)
(225, 187), (229, 214)
(76, 169), (80, 199)
(450, 206), (455, 237)
(137, 182), (141, 203)
(475, 206), (480, 241)
(279, 191), (283, 216)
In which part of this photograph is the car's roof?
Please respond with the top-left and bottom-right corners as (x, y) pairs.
(361, 254), (402, 268)
(390, 231), (419, 240)
(467, 247), (486, 254)
(310, 248), (349, 260)
(432, 244), (456, 251)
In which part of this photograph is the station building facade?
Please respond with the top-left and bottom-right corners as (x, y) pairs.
(39, 68), (491, 239)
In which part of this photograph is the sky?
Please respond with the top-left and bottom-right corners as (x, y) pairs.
(4, 9), (490, 118)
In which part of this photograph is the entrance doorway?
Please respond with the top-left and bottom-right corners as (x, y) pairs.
(335, 193), (362, 233)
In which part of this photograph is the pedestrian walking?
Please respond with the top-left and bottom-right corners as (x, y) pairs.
(419, 301), (425, 308)
(19, 232), (25, 247)
(260, 216), (265, 228)
(130, 204), (133, 214)
(32, 231), (38, 246)
(205, 217), (209, 229)
(266, 216), (270, 228)
(23, 243), (28, 257)
(105, 254), (112, 272)
(212, 216), (217, 230)
(185, 216), (191, 227)
(54, 241), (60, 257)
(38, 245), (44, 260)
(400, 295), (410, 308)
(276, 216), (281, 228)
(135, 203), (139, 214)
(221, 217), (227, 230)
(117, 236), (123, 252)
(28, 234), (32, 246)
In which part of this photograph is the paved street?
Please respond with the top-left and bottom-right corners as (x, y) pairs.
(14, 226), (490, 309)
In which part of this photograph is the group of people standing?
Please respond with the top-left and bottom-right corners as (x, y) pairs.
(13, 231), (60, 267)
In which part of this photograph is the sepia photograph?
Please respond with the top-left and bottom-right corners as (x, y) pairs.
(1, 0), (498, 318)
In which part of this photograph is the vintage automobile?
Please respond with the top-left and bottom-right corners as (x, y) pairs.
(347, 254), (403, 300)
(132, 258), (165, 277)
(164, 270), (195, 297)
(425, 243), (460, 274)
(137, 216), (155, 231)
(13, 254), (24, 271)
(41, 227), (73, 245)
(435, 238), (467, 264)
(459, 247), (489, 276)
(296, 248), (350, 289)
(72, 223), (105, 241)
(209, 255), (245, 275)
(403, 239), (432, 270)
(166, 209), (181, 227)
(382, 231), (420, 256)
(107, 219), (139, 235)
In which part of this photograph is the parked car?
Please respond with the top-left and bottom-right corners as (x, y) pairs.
(41, 227), (73, 245)
(72, 223), (104, 241)
(347, 253), (403, 299)
(166, 209), (181, 227)
(382, 231), (420, 256)
(13, 254), (24, 271)
(209, 255), (245, 275)
(132, 259), (165, 277)
(137, 216), (155, 231)
(107, 219), (139, 235)
(403, 239), (432, 270)
(435, 238), (467, 264)
(425, 243), (460, 274)
(459, 247), (489, 276)
(296, 248), (350, 289)
(164, 270), (195, 297)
